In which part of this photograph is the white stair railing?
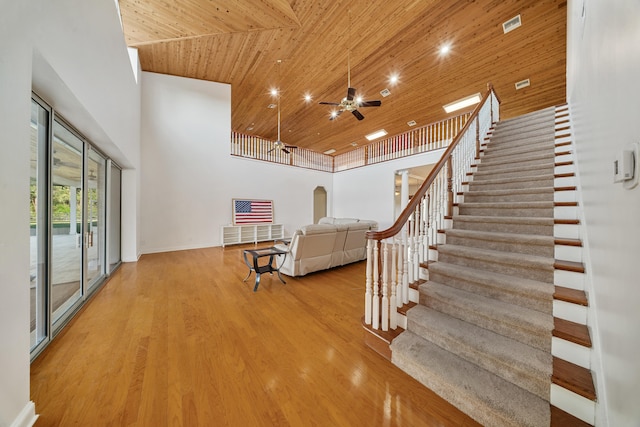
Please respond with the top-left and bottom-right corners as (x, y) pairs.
(364, 84), (500, 332)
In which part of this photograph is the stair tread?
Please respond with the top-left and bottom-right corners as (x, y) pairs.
(553, 317), (592, 348)
(550, 405), (593, 427)
(391, 331), (551, 427)
(429, 261), (554, 300)
(458, 200), (554, 208)
(438, 243), (554, 269)
(554, 286), (588, 306)
(464, 187), (555, 196)
(454, 215), (555, 225)
(407, 305), (552, 381)
(445, 228), (553, 246)
(469, 173), (554, 185)
(420, 281), (553, 346)
(552, 357), (596, 401)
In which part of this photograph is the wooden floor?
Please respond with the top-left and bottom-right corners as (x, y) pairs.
(31, 245), (481, 426)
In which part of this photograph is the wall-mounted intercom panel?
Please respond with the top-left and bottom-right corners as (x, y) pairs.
(614, 142), (639, 189)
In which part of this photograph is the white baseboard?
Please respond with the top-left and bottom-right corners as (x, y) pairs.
(10, 401), (38, 427)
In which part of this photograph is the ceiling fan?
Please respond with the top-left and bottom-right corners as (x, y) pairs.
(319, 51), (382, 121)
(268, 75), (296, 154)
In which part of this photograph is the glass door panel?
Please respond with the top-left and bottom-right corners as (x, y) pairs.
(30, 99), (49, 351)
(51, 121), (84, 326)
(87, 148), (106, 290)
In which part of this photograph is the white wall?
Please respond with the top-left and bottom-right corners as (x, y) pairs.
(333, 150), (445, 231)
(566, 1), (640, 425)
(0, 0), (140, 424)
(140, 72), (333, 253)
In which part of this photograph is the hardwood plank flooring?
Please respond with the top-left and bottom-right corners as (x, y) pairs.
(31, 245), (481, 426)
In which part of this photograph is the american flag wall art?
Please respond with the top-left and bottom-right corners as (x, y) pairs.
(233, 199), (274, 225)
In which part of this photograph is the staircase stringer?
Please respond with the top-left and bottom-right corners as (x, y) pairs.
(551, 104), (598, 425)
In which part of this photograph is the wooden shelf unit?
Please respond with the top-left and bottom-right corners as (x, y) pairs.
(221, 224), (284, 247)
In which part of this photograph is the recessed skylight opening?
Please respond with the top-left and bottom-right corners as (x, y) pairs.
(502, 15), (522, 34)
(324, 148), (336, 155)
(380, 88), (391, 97)
(365, 129), (388, 141)
(515, 78), (530, 90)
(443, 93), (482, 113)
(407, 120), (417, 127)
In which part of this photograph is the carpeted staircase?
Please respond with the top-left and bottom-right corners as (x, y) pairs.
(390, 107), (589, 426)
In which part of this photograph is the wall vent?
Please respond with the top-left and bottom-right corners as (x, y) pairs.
(380, 88), (391, 97)
(502, 15), (522, 34)
(515, 78), (530, 90)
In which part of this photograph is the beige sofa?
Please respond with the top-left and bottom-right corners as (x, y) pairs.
(274, 217), (378, 277)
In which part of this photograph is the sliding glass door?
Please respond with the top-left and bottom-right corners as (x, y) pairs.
(51, 121), (84, 326)
(30, 94), (118, 358)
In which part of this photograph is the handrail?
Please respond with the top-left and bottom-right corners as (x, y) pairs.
(366, 84), (495, 242)
(362, 83), (499, 332)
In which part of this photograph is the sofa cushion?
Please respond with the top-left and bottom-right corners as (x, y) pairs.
(300, 224), (337, 235)
(317, 217), (335, 224)
(333, 217), (359, 224)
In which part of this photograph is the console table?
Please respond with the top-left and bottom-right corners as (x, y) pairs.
(242, 247), (288, 292)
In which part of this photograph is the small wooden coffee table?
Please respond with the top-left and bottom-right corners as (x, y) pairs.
(242, 247), (288, 292)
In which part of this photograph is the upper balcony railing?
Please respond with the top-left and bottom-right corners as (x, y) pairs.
(231, 113), (471, 173)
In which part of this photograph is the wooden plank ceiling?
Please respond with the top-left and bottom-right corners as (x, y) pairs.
(119, 0), (567, 156)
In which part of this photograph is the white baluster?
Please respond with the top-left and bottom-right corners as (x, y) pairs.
(382, 242), (389, 331)
(365, 239), (372, 325)
(372, 241), (380, 330)
(390, 241), (397, 330)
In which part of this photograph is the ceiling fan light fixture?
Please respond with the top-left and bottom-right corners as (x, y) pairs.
(365, 129), (388, 141)
(443, 93), (482, 113)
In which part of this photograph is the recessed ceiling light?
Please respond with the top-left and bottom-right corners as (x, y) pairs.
(502, 15), (522, 34)
(365, 129), (388, 141)
(350, 142), (358, 146)
(443, 93), (482, 113)
(330, 111), (339, 119)
(439, 44), (451, 55)
(407, 120), (417, 127)
(270, 88), (278, 96)
(389, 74), (399, 85)
(324, 148), (336, 154)
(304, 93), (312, 102)
(515, 78), (530, 90)
(380, 88), (391, 97)
(267, 103), (276, 109)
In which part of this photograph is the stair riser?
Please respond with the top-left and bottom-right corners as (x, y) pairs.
(443, 234), (554, 257)
(477, 155), (555, 171)
(427, 268), (552, 313)
(419, 290), (552, 351)
(469, 177), (554, 191)
(483, 142), (555, 159)
(463, 192), (553, 203)
(453, 220), (553, 235)
(457, 205), (554, 218)
(407, 317), (550, 400)
(473, 165), (554, 179)
(436, 251), (554, 283)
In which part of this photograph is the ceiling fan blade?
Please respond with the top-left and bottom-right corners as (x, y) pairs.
(267, 148), (276, 153)
(352, 109), (364, 120)
(282, 148), (290, 154)
(346, 87), (356, 101)
(319, 101), (340, 105)
(360, 100), (382, 107)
